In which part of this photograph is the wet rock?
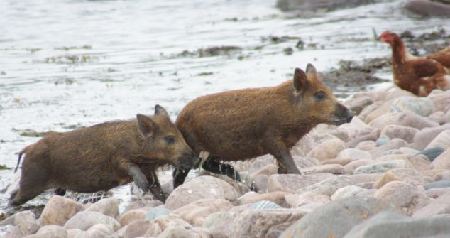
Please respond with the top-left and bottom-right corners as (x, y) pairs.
(322, 157), (352, 166)
(407, 154), (433, 172)
(432, 149), (450, 169)
(337, 148), (372, 161)
(370, 139), (408, 158)
(429, 111), (446, 124)
(249, 164), (278, 178)
(374, 168), (424, 189)
(30, 225), (67, 238)
(85, 224), (115, 238)
(426, 130), (450, 150)
(390, 96), (434, 117)
(123, 199), (163, 212)
(285, 191), (330, 208)
(0, 211), (40, 236)
(344, 159), (372, 174)
(232, 208), (305, 238)
(39, 196), (83, 226)
(354, 160), (411, 174)
(203, 212), (234, 238)
(344, 96), (373, 116)
(307, 138), (346, 161)
(374, 181), (428, 214)
(64, 211), (120, 231)
(165, 175), (239, 210)
(338, 117), (374, 141)
(267, 173), (335, 193)
(300, 174), (381, 196)
(157, 226), (208, 238)
(124, 220), (154, 238)
(145, 206), (170, 220)
(380, 125), (418, 143)
(331, 185), (371, 201)
(420, 147), (445, 161)
(172, 199), (232, 226)
(118, 209), (147, 227)
(280, 197), (391, 238)
(252, 174), (269, 193)
(414, 191), (450, 217)
(248, 200), (283, 210)
(2, 225), (23, 238)
(85, 197), (119, 218)
(303, 164), (345, 174)
(425, 180), (450, 189)
(239, 191), (287, 206)
(405, 0), (450, 17)
(66, 229), (85, 238)
(344, 211), (450, 238)
(292, 156), (321, 168)
(369, 112), (438, 130)
(412, 124), (450, 150)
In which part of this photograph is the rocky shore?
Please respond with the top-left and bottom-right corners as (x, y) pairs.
(2, 86), (450, 237)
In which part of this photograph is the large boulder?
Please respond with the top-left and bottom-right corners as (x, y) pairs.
(307, 138), (346, 162)
(369, 112), (438, 130)
(267, 173), (335, 193)
(276, 0), (374, 12)
(171, 199), (233, 226)
(64, 211), (120, 231)
(374, 181), (428, 214)
(26, 225), (67, 238)
(280, 197), (392, 238)
(165, 175), (239, 210)
(380, 125), (418, 143)
(432, 149), (450, 170)
(299, 174), (381, 196)
(118, 208), (148, 227)
(84, 197), (120, 218)
(404, 0), (450, 17)
(232, 208), (305, 238)
(39, 196), (84, 226)
(426, 130), (450, 150)
(85, 224), (116, 238)
(412, 124), (450, 150)
(0, 211), (40, 236)
(344, 211), (450, 237)
(414, 191), (450, 217)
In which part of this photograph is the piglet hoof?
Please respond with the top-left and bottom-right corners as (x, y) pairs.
(287, 168), (302, 175)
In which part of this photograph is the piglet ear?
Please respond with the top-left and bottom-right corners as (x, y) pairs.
(136, 114), (157, 138)
(293, 67), (308, 92)
(305, 63), (318, 81)
(155, 104), (169, 118)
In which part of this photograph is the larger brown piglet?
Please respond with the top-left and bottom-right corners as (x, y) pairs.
(10, 105), (196, 205)
(174, 64), (352, 187)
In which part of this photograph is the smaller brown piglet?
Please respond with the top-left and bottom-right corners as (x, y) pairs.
(174, 64), (353, 187)
(10, 105), (196, 206)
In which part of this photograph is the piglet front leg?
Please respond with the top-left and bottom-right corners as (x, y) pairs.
(128, 164), (149, 193)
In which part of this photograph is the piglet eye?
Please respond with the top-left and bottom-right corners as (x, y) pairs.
(314, 91), (326, 101)
(164, 136), (176, 145)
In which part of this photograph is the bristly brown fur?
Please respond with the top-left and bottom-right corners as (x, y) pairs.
(175, 64), (352, 179)
(11, 105), (194, 205)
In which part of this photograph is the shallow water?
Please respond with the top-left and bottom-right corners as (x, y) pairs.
(0, 0), (449, 213)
